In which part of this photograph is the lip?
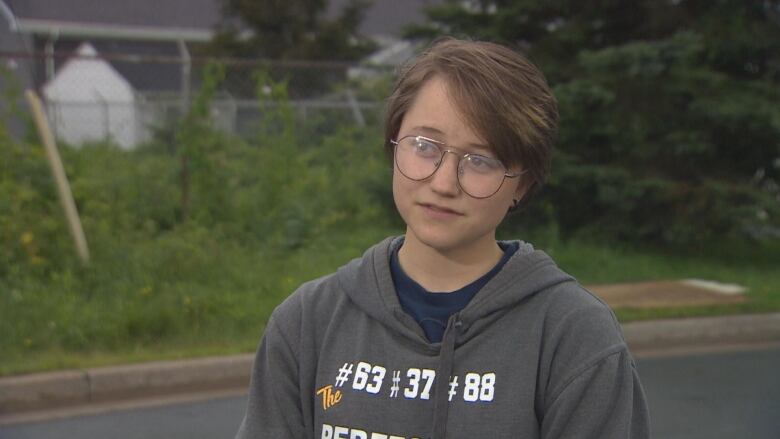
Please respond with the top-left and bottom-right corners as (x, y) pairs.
(419, 202), (463, 218)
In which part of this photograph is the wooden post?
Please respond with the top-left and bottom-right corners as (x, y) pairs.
(25, 89), (90, 264)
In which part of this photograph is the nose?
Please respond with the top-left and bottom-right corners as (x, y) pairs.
(428, 150), (461, 196)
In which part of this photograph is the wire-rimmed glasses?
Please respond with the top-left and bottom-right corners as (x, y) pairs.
(391, 135), (523, 199)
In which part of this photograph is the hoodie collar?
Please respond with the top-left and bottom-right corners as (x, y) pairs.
(338, 236), (574, 343)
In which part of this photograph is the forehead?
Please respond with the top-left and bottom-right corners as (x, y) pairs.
(400, 77), (493, 155)
(406, 128), (495, 156)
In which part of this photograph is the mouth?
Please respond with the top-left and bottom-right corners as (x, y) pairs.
(419, 202), (463, 216)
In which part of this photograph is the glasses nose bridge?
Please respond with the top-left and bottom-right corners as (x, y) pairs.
(436, 148), (465, 170)
(431, 148), (466, 193)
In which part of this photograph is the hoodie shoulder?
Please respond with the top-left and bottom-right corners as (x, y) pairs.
(271, 271), (343, 331)
(514, 261), (625, 361)
(497, 247), (620, 335)
(269, 237), (399, 338)
(542, 279), (624, 341)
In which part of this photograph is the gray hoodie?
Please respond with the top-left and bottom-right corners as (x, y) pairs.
(236, 237), (650, 438)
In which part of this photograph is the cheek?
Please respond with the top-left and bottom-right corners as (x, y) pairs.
(489, 184), (509, 201)
(482, 199), (510, 225)
(392, 169), (411, 211)
(392, 168), (401, 200)
(481, 188), (515, 222)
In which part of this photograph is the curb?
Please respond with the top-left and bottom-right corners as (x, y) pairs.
(622, 313), (780, 351)
(0, 354), (253, 415)
(2, 313), (779, 416)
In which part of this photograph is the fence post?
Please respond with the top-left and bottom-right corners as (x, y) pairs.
(345, 89), (365, 127)
(178, 40), (191, 116)
(44, 34), (57, 82)
(25, 89), (90, 264)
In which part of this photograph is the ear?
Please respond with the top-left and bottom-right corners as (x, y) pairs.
(506, 179), (528, 213)
(512, 175), (530, 206)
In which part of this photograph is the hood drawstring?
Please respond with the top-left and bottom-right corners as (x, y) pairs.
(431, 317), (462, 439)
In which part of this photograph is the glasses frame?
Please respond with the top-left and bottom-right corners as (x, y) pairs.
(391, 135), (524, 199)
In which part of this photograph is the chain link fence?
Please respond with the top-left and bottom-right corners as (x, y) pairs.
(1, 48), (393, 148)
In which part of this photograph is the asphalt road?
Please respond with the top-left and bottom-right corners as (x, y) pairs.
(2, 346), (778, 439)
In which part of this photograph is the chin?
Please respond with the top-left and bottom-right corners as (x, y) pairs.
(407, 225), (474, 254)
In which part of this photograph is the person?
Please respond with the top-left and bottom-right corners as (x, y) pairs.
(236, 38), (650, 439)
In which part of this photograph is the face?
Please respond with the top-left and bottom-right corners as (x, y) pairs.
(392, 76), (525, 255)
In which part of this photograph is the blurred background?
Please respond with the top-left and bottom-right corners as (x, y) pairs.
(0, 1), (779, 434)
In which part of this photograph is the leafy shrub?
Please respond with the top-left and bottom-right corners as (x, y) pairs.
(0, 67), (398, 371)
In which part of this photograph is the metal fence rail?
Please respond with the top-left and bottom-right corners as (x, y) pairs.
(1, 49), (391, 148)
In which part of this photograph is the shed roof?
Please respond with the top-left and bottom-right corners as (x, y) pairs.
(43, 42), (135, 102)
(7, 0), (220, 31)
(7, 0), (440, 41)
(46, 39), (184, 92)
(328, 0), (441, 39)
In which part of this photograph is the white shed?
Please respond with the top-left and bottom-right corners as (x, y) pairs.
(42, 42), (141, 148)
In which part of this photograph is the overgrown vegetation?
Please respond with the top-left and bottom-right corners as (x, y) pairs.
(0, 67), (398, 374)
(2, 3), (780, 374)
(207, 0), (377, 98)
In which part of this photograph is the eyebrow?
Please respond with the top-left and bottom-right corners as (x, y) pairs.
(408, 125), (492, 154)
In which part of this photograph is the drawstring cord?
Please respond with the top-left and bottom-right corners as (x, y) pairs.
(431, 317), (462, 439)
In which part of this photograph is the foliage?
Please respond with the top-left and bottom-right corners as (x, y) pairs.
(4, 4), (780, 373)
(2, 53), (780, 374)
(409, 0), (780, 246)
(207, 0), (377, 97)
(0, 71), (397, 373)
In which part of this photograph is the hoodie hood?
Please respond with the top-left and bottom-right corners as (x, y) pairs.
(337, 236), (574, 346)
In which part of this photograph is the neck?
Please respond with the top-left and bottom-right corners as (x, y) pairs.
(398, 231), (504, 292)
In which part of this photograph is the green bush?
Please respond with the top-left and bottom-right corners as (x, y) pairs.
(2, 50), (778, 373)
(0, 70), (399, 372)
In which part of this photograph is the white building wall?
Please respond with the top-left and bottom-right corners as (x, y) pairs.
(42, 43), (140, 148)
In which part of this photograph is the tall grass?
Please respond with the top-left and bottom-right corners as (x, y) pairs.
(1, 69), (778, 375)
(0, 70), (401, 374)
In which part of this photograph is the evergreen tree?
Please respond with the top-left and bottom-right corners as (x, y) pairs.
(208, 0), (376, 97)
(410, 0), (780, 246)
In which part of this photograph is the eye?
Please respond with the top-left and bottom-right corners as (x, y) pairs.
(411, 137), (440, 158)
(465, 154), (502, 173)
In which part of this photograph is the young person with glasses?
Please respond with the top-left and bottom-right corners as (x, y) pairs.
(237, 38), (650, 439)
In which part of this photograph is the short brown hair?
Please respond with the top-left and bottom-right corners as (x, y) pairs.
(384, 37), (558, 203)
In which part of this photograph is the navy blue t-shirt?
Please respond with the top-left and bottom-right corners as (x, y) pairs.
(391, 242), (519, 343)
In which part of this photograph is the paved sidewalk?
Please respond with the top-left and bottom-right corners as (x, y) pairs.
(1, 280), (778, 421)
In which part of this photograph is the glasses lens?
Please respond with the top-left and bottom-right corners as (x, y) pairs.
(394, 136), (510, 198)
(458, 155), (507, 198)
(395, 136), (442, 180)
